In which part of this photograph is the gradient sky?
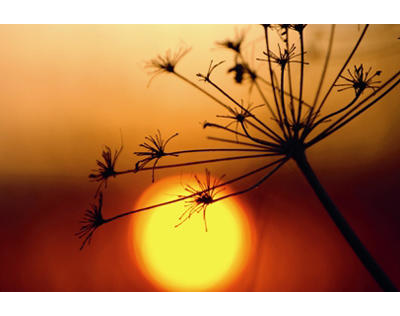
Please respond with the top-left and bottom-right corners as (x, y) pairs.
(0, 24), (399, 291)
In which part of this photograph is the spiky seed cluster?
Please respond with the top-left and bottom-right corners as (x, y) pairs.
(89, 145), (123, 196)
(175, 169), (225, 232)
(216, 32), (245, 53)
(146, 47), (191, 76)
(289, 24), (307, 33)
(258, 43), (305, 69)
(134, 130), (179, 182)
(336, 64), (381, 96)
(227, 63), (257, 84)
(76, 193), (105, 250)
(228, 63), (245, 83)
(217, 102), (263, 128)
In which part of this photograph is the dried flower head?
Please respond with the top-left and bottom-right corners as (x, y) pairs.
(258, 43), (306, 69)
(89, 144), (123, 197)
(267, 25), (307, 43)
(227, 62), (257, 84)
(76, 192), (106, 250)
(336, 64), (382, 96)
(175, 169), (225, 232)
(216, 31), (245, 53)
(146, 47), (191, 84)
(228, 63), (245, 83)
(217, 101), (263, 130)
(288, 24), (307, 33)
(134, 130), (179, 182)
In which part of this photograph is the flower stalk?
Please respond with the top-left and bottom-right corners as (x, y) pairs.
(293, 149), (397, 291)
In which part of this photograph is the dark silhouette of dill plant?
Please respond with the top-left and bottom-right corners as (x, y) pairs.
(79, 24), (400, 292)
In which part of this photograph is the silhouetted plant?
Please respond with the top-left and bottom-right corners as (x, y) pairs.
(78, 24), (399, 291)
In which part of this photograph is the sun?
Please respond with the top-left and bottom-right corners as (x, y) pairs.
(131, 174), (253, 291)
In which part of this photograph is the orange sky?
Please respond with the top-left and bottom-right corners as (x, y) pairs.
(1, 24), (399, 177)
(0, 25), (399, 291)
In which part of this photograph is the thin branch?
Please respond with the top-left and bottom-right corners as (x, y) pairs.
(308, 95), (359, 132)
(172, 72), (234, 114)
(306, 78), (400, 147)
(239, 120), (279, 149)
(117, 153), (282, 177)
(311, 25), (336, 110)
(307, 71), (400, 144)
(204, 121), (280, 149)
(263, 25), (285, 137)
(246, 119), (283, 144)
(203, 121), (248, 138)
(280, 64), (292, 138)
(104, 158), (287, 223)
(257, 76), (312, 108)
(285, 31), (296, 125)
(170, 148), (276, 154)
(253, 78), (279, 122)
(236, 51), (280, 124)
(310, 25), (369, 125)
(207, 136), (274, 149)
(296, 29), (306, 125)
(213, 159), (288, 202)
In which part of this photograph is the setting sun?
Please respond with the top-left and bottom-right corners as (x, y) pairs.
(131, 174), (253, 291)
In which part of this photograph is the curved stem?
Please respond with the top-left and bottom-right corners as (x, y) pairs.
(308, 95), (359, 133)
(116, 153), (281, 176)
(301, 24), (335, 141)
(306, 76), (400, 148)
(170, 148), (276, 154)
(285, 32), (296, 124)
(204, 121), (279, 148)
(311, 25), (335, 109)
(257, 76), (312, 109)
(296, 30), (305, 125)
(207, 136), (273, 149)
(213, 159), (287, 202)
(253, 78), (279, 123)
(172, 72), (232, 113)
(310, 25), (369, 125)
(280, 65), (291, 138)
(236, 51), (279, 125)
(294, 150), (397, 292)
(105, 158), (286, 223)
(263, 26), (287, 139)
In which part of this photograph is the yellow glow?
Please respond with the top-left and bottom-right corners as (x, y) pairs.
(131, 175), (253, 291)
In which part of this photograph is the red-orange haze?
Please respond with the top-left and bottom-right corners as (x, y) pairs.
(0, 25), (399, 291)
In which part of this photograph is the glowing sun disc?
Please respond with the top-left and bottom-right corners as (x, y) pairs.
(131, 174), (253, 291)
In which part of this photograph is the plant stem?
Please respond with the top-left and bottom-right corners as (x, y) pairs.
(293, 150), (397, 292)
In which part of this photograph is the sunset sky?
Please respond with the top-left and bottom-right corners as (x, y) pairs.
(0, 24), (399, 291)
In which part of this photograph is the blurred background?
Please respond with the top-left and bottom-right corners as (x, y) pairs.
(0, 24), (399, 291)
